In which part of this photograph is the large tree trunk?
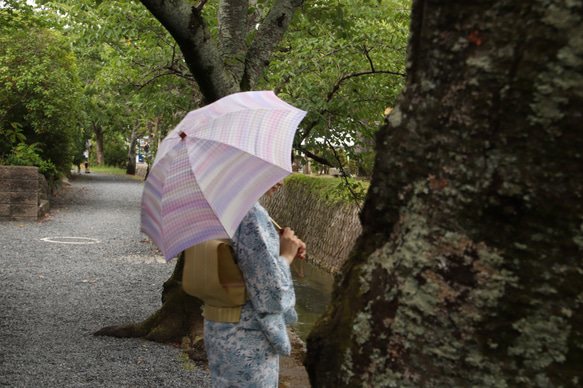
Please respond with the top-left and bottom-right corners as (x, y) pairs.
(138, 0), (303, 102)
(306, 1), (583, 387)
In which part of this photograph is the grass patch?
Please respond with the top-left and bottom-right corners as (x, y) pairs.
(73, 165), (143, 179)
(285, 173), (369, 205)
(89, 165), (128, 175)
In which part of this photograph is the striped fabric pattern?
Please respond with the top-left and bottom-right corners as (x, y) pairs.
(141, 91), (307, 261)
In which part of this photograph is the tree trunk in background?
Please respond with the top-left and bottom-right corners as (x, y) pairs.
(306, 1), (583, 387)
(92, 121), (105, 165)
(126, 121), (138, 175)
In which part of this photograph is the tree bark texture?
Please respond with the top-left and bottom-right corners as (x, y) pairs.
(126, 121), (139, 175)
(306, 1), (583, 387)
(92, 121), (104, 166)
(139, 0), (303, 102)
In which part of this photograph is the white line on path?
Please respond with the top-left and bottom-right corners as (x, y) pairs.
(40, 237), (101, 244)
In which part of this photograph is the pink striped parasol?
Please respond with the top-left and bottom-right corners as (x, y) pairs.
(140, 91), (307, 261)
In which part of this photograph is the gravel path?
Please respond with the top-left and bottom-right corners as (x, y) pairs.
(0, 172), (212, 387)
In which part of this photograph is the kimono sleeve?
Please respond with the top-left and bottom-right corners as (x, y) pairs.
(233, 206), (296, 315)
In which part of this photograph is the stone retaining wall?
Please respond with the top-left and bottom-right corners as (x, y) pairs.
(0, 166), (49, 221)
(136, 164), (148, 180)
(261, 177), (362, 274)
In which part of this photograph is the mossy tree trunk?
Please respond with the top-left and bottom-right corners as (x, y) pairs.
(306, 1), (583, 387)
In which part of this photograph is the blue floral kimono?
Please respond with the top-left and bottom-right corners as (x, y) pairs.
(203, 203), (298, 387)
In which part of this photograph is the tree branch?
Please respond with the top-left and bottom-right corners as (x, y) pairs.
(325, 139), (362, 209)
(297, 145), (334, 167)
(217, 0), (248, 81)
(242, 0), (303, 90)
(139, 0), (236, 102)
(363, 44), (375, 72)
(326, 69), (405, 103)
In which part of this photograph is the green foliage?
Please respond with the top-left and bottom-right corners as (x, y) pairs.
(0, 1), (38, 30)
(0, 18), (83, 177)
(0, 122), (26, 156)
(102, 133), (128, 168)
(333, 178), (369, 204)
(33, 0), (410, 185)
(4, 142), (59, 181)
(27, 0), (410, 188)
(259, 0), (411, 176)
(37, 0), (197, 167)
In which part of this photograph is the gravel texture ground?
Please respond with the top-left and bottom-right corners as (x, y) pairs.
(0, 172), (213, 387)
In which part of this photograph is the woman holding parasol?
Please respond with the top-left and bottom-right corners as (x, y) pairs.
(203, 180), (306, 387)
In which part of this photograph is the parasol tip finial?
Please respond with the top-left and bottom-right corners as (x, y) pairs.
(179, 132), (187, 140)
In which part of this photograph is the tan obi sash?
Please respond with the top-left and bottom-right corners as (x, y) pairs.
(183, 239), (247, 323)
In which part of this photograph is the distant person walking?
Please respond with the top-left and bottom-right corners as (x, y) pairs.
(84, 140), (93, 173)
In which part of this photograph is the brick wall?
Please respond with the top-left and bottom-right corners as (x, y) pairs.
(0, 166), (41, 221)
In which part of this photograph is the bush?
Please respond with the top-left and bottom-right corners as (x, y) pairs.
(4, 142), (59, 181)
(1, 24), (82, 177)
(103, 141), (127, 168)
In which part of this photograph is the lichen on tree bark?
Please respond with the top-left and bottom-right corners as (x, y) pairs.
(306, 0), (583, 386)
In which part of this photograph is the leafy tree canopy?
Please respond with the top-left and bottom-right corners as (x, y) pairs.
(25, 0), (411, 186)
(0, 10), (83, 179)
(259, 0), (410, 178)
(37, 0), (197, 169)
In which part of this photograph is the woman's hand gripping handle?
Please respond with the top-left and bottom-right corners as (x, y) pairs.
(279, 227), (306, 266)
